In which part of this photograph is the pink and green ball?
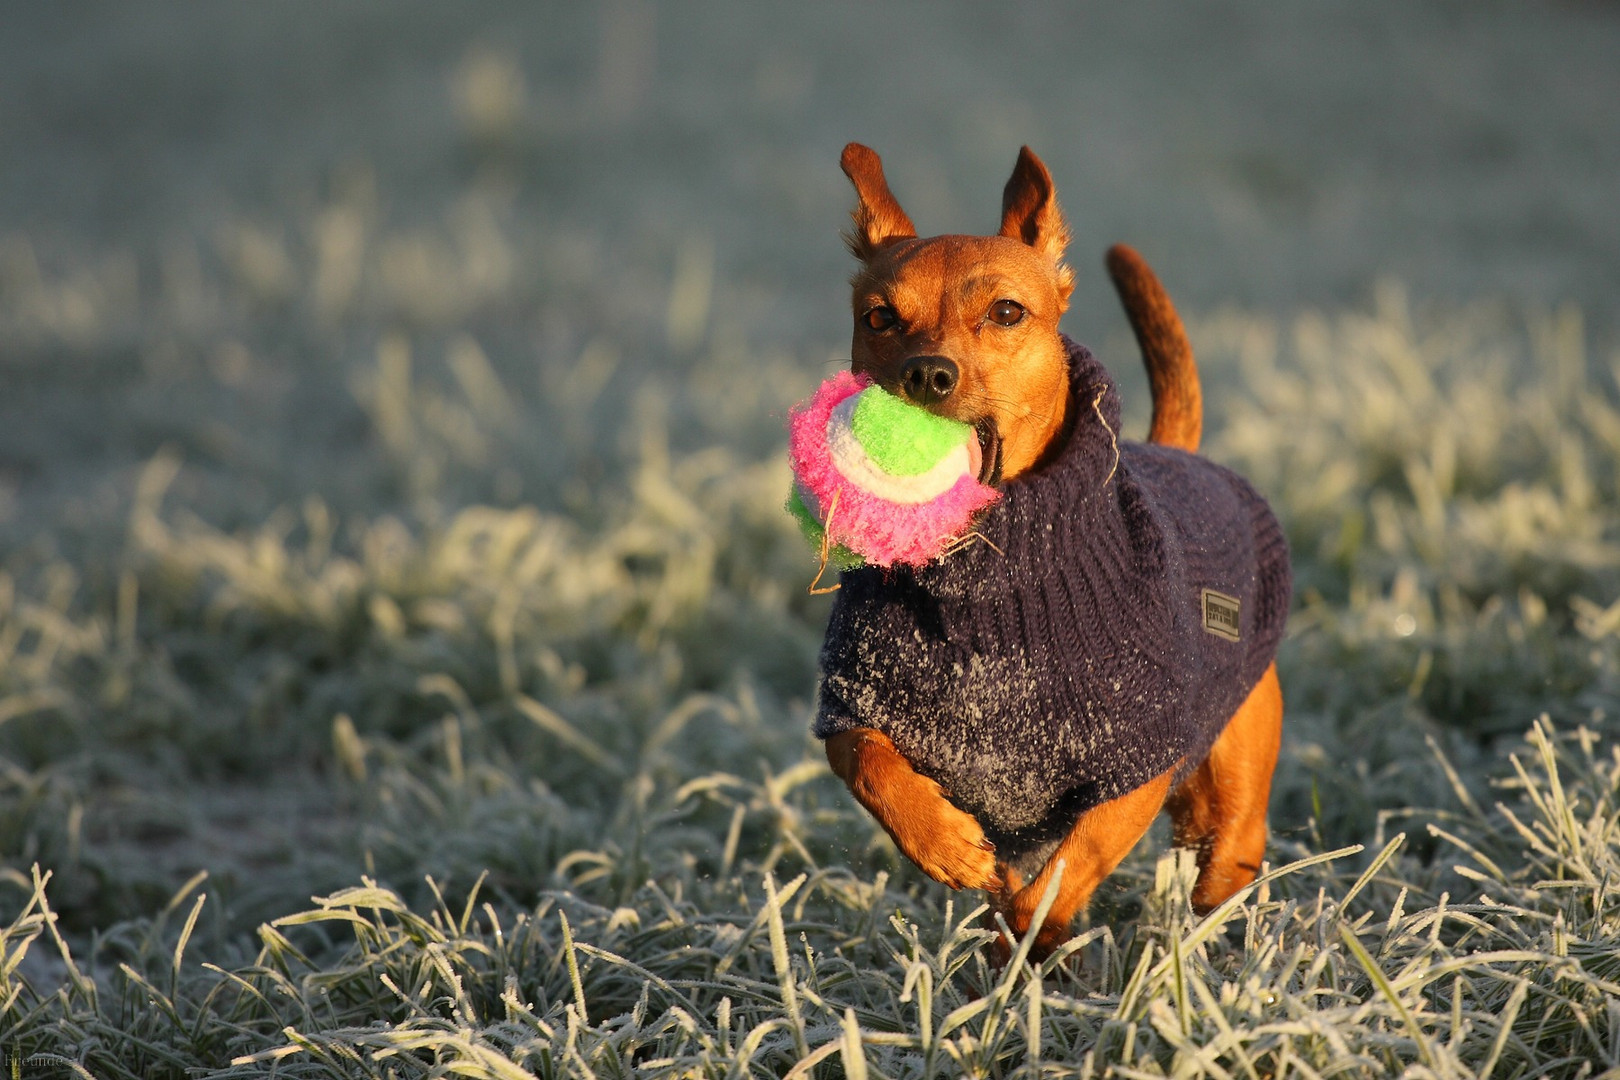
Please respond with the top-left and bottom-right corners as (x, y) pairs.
(786, 371), (1000, 569)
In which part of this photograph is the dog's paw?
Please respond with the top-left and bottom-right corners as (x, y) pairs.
(837, 730), (1002, 892)
(985, 914), (1073, 971)
(902, 793), (1002, 892)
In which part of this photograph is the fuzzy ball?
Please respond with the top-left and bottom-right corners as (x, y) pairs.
(786, 372), (1001, 568)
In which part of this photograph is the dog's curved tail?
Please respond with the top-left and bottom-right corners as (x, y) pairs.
(1105, 244), (1201, 453)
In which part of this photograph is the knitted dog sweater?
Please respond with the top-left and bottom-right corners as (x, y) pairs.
(814, 337), (1291, 871)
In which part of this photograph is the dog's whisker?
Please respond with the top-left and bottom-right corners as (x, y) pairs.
(954, 391), (1063, 429)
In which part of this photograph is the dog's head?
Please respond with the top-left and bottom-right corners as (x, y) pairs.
(840, 143), (1075, 483)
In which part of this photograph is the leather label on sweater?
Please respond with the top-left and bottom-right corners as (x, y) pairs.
(1201, 589), (1241, 641)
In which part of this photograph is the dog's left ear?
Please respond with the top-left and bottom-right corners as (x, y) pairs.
(999, 146), (1074, 300)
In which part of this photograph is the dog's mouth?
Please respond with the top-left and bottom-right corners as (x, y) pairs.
(975, 420), (1004, 487)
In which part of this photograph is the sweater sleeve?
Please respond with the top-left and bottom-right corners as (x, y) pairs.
(811, 565), (918, 741)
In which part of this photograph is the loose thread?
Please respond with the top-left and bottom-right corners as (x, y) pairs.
(808, 487), (843, 595)
(1093, 387), (1120, 489)
(942, 529), (1005, 559)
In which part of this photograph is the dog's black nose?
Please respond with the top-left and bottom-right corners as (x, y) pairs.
(901, 355), (959, 405)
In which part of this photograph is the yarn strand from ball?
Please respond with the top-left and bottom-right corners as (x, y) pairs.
(940, 528), (1005, 560)
(807, 487), (844, 595)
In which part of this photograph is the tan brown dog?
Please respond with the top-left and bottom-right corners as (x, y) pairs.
(821, 143), (1285, 960)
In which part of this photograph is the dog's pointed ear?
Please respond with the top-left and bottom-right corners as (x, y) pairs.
(841, 143), (917, 261)
(999, 146), (1074, 299)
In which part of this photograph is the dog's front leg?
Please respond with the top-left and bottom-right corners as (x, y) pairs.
(993, 770), (1174, 963)
(826, 728), (1003, 892)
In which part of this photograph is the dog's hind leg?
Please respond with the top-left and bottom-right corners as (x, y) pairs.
(1166, 661), (1283, 913)
(995, 769), (1174, 961)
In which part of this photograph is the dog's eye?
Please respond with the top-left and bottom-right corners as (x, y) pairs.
(863, 306), (898, 332)
(989, 299), (1026, 327)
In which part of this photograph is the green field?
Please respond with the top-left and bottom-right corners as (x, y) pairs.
(3, 5), (1620, 1077)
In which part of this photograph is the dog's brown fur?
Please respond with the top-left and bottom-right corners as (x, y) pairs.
(824, 143), (1284, 961)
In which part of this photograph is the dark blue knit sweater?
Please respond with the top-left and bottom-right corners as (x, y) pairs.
(814, 338), (1290, 871)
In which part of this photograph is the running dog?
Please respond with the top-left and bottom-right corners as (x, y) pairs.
(816, 143), (1290, 960)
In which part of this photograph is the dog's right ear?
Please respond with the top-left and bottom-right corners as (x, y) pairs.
(841, 143), (917, 261)
(999, 146), (1074, 300)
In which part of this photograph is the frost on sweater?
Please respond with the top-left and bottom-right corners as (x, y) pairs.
(814, 338), (1291, 870)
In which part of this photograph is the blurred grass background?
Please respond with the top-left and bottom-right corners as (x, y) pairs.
(5, 2), (1619, 547)
(3, 3), (1620, 1076)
